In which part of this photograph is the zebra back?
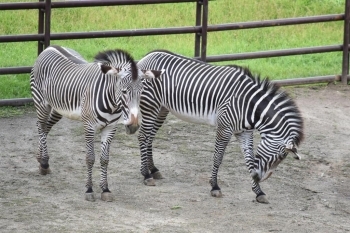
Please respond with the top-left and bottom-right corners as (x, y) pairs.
(138, 50), (303, 146)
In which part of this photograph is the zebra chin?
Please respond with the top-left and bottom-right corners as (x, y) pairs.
(260, 171), (273, 183)
(125, 124), (140, 135)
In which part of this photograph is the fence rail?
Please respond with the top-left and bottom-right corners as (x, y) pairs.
(0, 0), (349, 106)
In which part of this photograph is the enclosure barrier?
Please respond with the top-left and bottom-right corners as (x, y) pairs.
(0, 0), (349, 106)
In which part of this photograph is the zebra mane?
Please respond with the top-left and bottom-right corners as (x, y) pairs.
(231, 64), (279, 95)
(50, 45), (87, 65)
(232, 64), (304, 146)
(94, 49), (138, 81)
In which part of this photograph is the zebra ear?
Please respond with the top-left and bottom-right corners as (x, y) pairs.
(285, 144), (301, 160)
(98, 63), (121, 75)
(141, 69), (165, 81)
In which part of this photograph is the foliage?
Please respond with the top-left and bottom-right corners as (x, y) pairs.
(0, 105), (34, 118)
(0, 0), (346, 99)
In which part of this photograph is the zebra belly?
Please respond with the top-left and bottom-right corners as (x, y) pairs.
(55, 107), (82, 121)
(169, 110), (217, 126)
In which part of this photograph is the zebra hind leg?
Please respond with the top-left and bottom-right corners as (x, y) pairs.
(37, 110), (63, 175)
(35, 105), (53, 175)
(84, 125), (96, 202)
(38, 109), (62, 175)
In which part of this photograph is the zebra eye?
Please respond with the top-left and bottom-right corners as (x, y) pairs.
(121, 89), (127, 94)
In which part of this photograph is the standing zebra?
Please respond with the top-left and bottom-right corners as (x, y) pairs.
(137, 50), (304, 203)
(30, 45), (161, 201)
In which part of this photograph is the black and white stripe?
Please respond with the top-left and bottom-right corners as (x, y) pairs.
(30, 45), (150, 201)
(137, 50), (304, 203)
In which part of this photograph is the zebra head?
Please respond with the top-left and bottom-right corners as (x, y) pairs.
(252, 139), (302, 183)
(95, 49), (163, 134)
(250, 78), (304, 184)
(119, 69), (163, 134)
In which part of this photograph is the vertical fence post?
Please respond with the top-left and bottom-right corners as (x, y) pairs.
(342, 0), (350, 84)
(37, 0), (44, 55)
(200, 0), (208, 61)
(194, 0), (202, 57)
(44, 0), (51, 48)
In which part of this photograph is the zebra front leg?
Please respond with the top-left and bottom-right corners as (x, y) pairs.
(147, 108), (169, 180)
(210, 127), (232, 197)
(84, 126), (96, 202)
(138, 107), (167, 186)
(252, 180), (269, 204)
(99, 126), (116, 202)
(235, 131), (268, 203)
(147, 146), (163, 180)
(235, 131), (257, 179)
(138, 132), (156, 186)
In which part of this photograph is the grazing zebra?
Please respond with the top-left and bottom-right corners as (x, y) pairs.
(30, 45), (161, 201)
(136, 50), (304, 203)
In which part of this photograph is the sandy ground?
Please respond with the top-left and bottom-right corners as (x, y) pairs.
(0, 84), (350, 233)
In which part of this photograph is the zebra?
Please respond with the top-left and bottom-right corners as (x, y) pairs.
(136, 50), (304, 204)
(30, 45), (162, 202)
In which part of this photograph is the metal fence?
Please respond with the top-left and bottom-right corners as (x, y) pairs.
(0, 0), (349, 106)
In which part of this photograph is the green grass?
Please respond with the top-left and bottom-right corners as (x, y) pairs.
(0, 0), (346, 99)
(0, 105), (34, 118)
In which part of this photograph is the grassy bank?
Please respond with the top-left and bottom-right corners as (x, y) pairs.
(0, 0), (345, 99)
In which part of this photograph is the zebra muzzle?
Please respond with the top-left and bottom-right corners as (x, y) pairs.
(125, 114), (139, 134)
(125, 124), (139, 134)
(260, 171), (273, 183)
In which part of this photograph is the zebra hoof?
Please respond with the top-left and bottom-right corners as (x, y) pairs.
(85, 192), (96, 202)
(101, 192), (113, 202)
(39, 165), (51, 175)
(210, 190), (223, 198)
(152, 171), (163, 179)
(256, 195), (269, 204)
(144, 178), (156, 186)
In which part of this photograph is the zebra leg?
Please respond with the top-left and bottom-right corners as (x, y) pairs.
(210, 126), (233, 197)
(38, 110), (63, 175)
(235, 131), (268, 203)
(44, 110), (63, 134)
(36, 121), (51, 175)
(235, 131), (259, 181)
(147, 108), (169, 179)
(252, 180), (269, 204)
(99, 126), (117, 202)
(138, 107), (163, 186)
(34, 104), (52, 175)
(84, 125), (96, 202)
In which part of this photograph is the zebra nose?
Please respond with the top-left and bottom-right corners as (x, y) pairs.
(124, 113), (140, 135)
(130, 113), (138, 125)
(125, 124), (139, 135)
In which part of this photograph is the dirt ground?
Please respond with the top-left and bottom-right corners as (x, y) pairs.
(0, 84), (350, 233)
